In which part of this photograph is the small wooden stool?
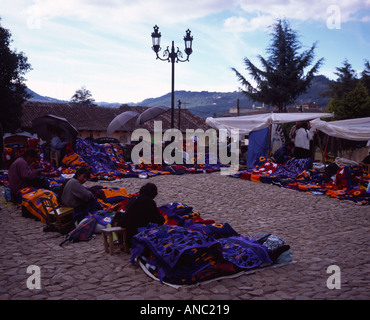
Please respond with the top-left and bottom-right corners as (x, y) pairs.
(50, 151), (59, 168)
(360, 162), (370, 174)
(102, 227), (129, 255)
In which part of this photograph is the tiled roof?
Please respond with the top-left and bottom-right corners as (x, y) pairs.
(21, 101), (209, 132)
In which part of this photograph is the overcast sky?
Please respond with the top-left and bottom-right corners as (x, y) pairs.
(1, 0), (370, 103)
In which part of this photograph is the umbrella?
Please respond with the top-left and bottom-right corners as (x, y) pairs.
(31, 114), (79, 142)
(107, 111), (139, 136)
(135, 106), (169, 127)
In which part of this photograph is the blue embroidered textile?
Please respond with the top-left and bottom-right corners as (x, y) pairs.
(131, 223), (274, 285)
(131, 224), (224, 284)
(219, 236), (272, 269)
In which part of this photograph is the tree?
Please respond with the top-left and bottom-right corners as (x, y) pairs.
(361, 59), (370, 94)
(0, 18), (32, 133)
(328, 59), (358, 100)
(232, 19), (324, 112)
(325, 60), (370, 120)
(70, 86), (95, 106)
(326, 82), (370, 120)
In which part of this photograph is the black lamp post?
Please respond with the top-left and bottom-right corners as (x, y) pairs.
(151, 25), (193, 129)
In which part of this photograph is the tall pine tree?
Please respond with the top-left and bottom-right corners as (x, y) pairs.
(361, 60), (370, 94)
(232, 19), (324, 112)
(329, 59), (358, 100)
(326, 60), (370, 120)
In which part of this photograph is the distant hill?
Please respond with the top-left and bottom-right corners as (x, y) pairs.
(26, 75), (332, 117)
(292, 75), (333, 106)
(26, 88), (68, 103)
(137, 91), (253, 118)
(136, 75), (332, 117)
(26, 88), (122, 107)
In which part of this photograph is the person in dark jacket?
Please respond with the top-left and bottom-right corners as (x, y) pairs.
(60, 167), (101, 223)
(8, 149), (47, 203)
(116, 183), (164, 247)
(272, 141), (295, 164)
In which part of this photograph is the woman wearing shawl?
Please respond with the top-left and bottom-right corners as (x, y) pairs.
(8, 149), (47, 203)
(115, 183), (164, 247)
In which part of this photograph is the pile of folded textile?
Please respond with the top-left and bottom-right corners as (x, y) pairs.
(131, 202), (293, 286)
(233, 156), (370, 205)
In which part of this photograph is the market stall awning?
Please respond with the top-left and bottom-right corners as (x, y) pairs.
(206, 112), (334, 135)
(310, 117), (370, 141)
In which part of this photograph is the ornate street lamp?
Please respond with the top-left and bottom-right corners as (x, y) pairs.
(151, 25), (193, 129)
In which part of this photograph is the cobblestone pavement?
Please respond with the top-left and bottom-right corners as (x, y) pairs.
(0, 173), (369, 300)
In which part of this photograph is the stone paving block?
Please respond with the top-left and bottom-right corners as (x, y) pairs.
(1, 175), (369, 301)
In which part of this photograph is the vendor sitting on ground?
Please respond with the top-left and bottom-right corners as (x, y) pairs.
(272, 141), (295, 164)
(60, 167), (101, 223)
(115, 183), (164, 247)
(8, 149), (47, 203)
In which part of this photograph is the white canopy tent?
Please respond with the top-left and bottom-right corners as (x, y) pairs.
(310, 117), (370, 141)
(206, 112), (369, 164)
(206, 112), (334, 166)
(206, 112), (334, 136)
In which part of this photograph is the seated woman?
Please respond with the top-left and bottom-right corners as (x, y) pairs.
(60, 167), (101, 223)
(8, 149), (48, 203)
(272, 141), (295, 164)
(115, 183), (164, 247)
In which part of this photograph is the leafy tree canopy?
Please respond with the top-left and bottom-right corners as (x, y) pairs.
(0, 18), (31, 133)
(70, 86), (95, 106)
(325, 60), (370, 120)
